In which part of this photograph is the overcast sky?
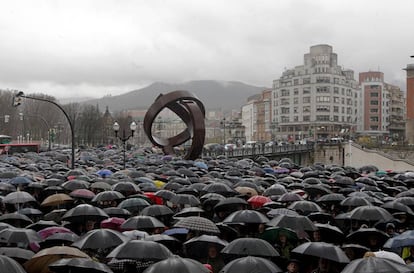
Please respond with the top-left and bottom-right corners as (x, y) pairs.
(1, 0), (413, 99)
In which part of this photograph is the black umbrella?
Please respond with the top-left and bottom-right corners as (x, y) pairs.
(144, 235), (182, 252)
(278, 192), (303, 202)
(349, 205), (393, 222)
(266, 208), (299, 218)
(170, 194), (200, 206)
(287, 200), (322, 215)
(3, 191), (36, 205)
(221, 238), (279, 258)
(219, 256), (282, 273)
(340, 196), (372, 207)
(41, 232), (80, 248)
(121, 216), (166, 230)
(61, 204), (109, 223)
(61, 180), (90, 191)
(107, 240), (172, 260)
(346, 228), (389, 249)
(267, 214), (317, 232)
(118, 198), (151, 214)
(184, 235), (228, 258)
(0, 228), (43, 245)
(26, 220), (59, 231)
(112, 182), (141, 194)
(341, 256), (411, 273)
(92, 191), (125, 203)
(143, 255), (209, 273)
(201, 183), (236, 197)
(0, 254), (27, 273)
(0, 247), (34, 262)
(154, 190), (176, 201)
(214, 197), (249, 213)
(292, 242), (349, 263)
(314, 223), (344, 245)
(49, 257), (113, 273)
(72, 228), (130, 250)
(223, 210), (269, 224)
(140, 205), (174, 217)
(381, 200), (414, 215)
(103, 207), (131, 218)
(174, 207), (205, 218)
(316, 193), (345, 203)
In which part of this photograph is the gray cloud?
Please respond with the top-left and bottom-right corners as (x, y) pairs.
(0, 0), (412, 98)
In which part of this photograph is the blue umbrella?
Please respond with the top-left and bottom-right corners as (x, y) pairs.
(9, 176), (32, 186)
(96, 169), (113, 178)
(383, 230), (414, 249)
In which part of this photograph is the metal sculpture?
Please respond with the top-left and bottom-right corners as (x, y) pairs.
(143, 90), (206, 160)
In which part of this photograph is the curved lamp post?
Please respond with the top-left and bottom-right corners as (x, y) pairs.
(113, 121), (137, 169)
(12, 91), (76, 169)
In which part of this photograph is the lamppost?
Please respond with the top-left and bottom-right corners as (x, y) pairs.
(12, 91), (76, 168)
(221, 118), (226, 145)
(113, 121), (137, 169)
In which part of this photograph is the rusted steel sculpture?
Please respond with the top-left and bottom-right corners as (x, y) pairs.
(143, 90), (206, 160)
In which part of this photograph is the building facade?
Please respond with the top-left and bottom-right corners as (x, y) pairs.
(359, 71), (405, 141)
(272, 44), (360, 142)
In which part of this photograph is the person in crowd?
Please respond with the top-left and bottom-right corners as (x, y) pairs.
(285, 259), (301, 273)
(199, 245), (225, 273)
(310, 258), (340, 273)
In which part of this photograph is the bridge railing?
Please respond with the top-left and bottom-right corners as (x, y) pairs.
(202, 143), (314, 158)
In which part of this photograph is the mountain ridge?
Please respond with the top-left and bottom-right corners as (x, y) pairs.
(79, 80), (267, 112)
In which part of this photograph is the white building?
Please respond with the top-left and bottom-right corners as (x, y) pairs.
(272, 44), (361, 141)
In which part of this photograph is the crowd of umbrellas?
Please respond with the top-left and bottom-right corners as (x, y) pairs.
(1, 147), (414, 273)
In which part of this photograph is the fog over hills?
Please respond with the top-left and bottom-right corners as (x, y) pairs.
(78, 80), (267, 112)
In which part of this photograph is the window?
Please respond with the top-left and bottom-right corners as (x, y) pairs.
(303, 97), (311, 103)
(303, 115), (310, 122)
(370, 100), (379, 105)
(303, 106), (310, 112)
(316, 96), (330, 102)
(303, 87), (311, 94)
(316, 115), (331, 121)
(370, 108), (378, 113)
(334, 87), (339, 94)
(371, 92), (379, 97)
(294, 88), (299, 95)
(281, 98), (290, 105)
(294, 107), (298, 113)
(333, 97), (340, 103)
(316, 86), (330, 93)
(370, 116), (379, 122)
(294, 79), (299, 85)
(281, 116), (290, 122)
(281, 107), (290, 114)
(316, 105), (330, 112)
(333, 115), (339, 121)
(294, 116), (299, 122)
(303, 78), (311, 84)
(281, 89), (290, 96)
(293, 98), (299, 104)
(333, 106), (339, 113)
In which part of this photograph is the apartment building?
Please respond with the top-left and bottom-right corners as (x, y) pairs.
(272, 44), (360, 141)
(359, 71), (405, 141)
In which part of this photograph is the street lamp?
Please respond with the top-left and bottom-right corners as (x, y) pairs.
(113, 121), (137, 169)
(220, 118), (226, 145)
(12, 91), (76, 169)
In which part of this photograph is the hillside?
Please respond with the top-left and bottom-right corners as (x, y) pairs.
(82, 80), (267, 112)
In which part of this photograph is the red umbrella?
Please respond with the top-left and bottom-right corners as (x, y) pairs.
(38, 226), (73, 239)
(70, 189), (96, 200)
(100, 217), (126, 231)
(143, 192), (164, 205)
(247, 196), (272, 209)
